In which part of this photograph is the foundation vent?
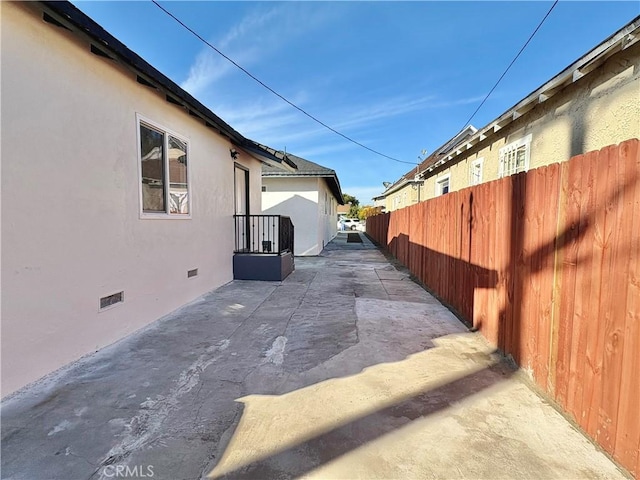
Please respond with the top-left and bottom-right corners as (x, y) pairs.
(187, 268), (198, 278)
(100, 291), (124, 310)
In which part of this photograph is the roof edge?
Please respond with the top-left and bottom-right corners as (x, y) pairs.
(39, 2), (249, 145)
(415, 15), (640, 179)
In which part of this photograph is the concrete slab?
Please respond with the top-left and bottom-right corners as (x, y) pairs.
(1, 232), (628, 480)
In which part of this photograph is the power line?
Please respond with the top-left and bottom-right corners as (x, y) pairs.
(456, 0), (559, 134)
(151, 0), (417, 165)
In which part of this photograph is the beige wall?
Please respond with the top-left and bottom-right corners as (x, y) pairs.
(1, 3), (262, 395)
(384, 182), (420, 212)
(421, 41), (640, 201)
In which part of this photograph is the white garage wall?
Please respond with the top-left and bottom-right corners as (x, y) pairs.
(262, 177), (321, 256)
(317, 179), (339, 251)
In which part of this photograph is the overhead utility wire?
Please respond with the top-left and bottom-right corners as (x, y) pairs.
(151, 0), (417, 166)
(456, 0), (559, 134)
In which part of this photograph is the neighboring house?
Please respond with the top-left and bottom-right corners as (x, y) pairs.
(372, 194), (387, 210)
(337, 204), (351, 217)
(381, 126), (477, 211)
(378, 16), (640, 208)
(1, 1), (295, 396)
(262, 154), (345, 256)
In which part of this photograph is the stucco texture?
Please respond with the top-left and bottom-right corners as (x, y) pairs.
(1, 3), (262, 395)
(419, 41), (640, 203)
(262, 177), (338, 256)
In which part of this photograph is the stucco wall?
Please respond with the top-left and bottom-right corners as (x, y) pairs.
(422, 41), (640, 200)
(1, 3), (262, 395)
(261, 176), (339, 255)
(317, 178), (338, 251)
(384, 183), (420, 212)
(262, 177), (320, 255)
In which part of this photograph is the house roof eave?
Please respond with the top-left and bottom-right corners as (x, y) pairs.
(412, 15), (640, 181)
(39, 1), (293, 169)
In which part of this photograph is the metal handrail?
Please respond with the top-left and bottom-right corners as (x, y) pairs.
(234, 215), (294, 255)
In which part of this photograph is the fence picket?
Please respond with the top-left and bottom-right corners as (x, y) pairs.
(366, 140), (640, 476)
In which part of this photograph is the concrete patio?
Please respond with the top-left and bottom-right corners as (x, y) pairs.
(1, 232), (629, 480)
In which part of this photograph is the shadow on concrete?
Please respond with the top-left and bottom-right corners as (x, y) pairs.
(365, 140), (640, 476)
(208, 333), (512, 479)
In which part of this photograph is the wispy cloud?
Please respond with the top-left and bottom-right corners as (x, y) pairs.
(292, 142), (360, 158)
(222, 92), (485, 152)
(178, 2), (487, 160)
(331, 95), (437, 132)
(180, 4), (334, 97)
(180, 7), (278, 95)
(428, 95), (487, 108)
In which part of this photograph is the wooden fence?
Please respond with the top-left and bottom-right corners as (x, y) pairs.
(367, 139), (640, 477)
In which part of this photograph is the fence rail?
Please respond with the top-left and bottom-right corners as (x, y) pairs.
(367, 139), (640, 477)
(234, 215), (294, 255)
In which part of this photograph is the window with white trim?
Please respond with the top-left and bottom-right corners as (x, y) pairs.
(499, 134), (531, 178)
(470, 158), (484, 186)
(139, 118), (190, 215)
(436, 174), (450, 196)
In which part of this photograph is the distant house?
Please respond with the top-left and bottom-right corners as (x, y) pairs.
(262, 154), (344, 256)
(378, 16), (640, 209)
(2, 1), (295, 395)
(337, 204), (351, 217)
(372, 194), (386, 211)
(381, 126), (477, 211)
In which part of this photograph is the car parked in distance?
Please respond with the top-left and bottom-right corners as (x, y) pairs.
(341, 218), (360, 230)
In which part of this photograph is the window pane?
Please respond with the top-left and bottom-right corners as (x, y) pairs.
(471, 163), (482, 185)
(516, 146), (526, 172)
(439, 178), (450, 195)
(140, 125), (165, 212)
(168, 136), (189, 214)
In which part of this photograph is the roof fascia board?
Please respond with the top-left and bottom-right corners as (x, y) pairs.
(39, 1), (245, 144)
(237, 142), (298, 172)
(413, 16), (640, 181)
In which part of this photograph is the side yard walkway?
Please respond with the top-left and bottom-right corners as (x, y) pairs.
(1, 232), (628, 479)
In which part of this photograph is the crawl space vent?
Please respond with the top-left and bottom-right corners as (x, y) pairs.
(100, 291), (124, 310)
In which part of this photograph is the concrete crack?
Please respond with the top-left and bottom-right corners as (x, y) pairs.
(91, 341), (230, 479)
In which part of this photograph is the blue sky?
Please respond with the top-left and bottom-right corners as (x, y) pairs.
(73, 1), (638, 204)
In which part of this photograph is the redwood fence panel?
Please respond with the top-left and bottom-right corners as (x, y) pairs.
(366, 139), (640, 478)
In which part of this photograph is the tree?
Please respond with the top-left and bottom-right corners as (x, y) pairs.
(342, 193), (359, 207)
(358, 205), (383, 221)
(342, 193), (361, 218)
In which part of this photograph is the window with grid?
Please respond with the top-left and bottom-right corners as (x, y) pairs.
(470, 158), (484, 186)
(139, 118), (190, 216)
(499, 135), (531, 178)
(436, 174), (450, 196)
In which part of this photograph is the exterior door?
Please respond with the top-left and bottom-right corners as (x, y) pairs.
(234, 165), (250, 251)
(234, 165), (249, 215)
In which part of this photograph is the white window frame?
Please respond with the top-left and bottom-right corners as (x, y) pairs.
(470, 158), (484, 186)
(499, 134), (532, 178)
(137, 114), (192, 219)
(435, 173), (451, 196)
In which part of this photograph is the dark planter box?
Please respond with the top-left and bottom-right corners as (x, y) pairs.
(233, 252), (294, 281)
